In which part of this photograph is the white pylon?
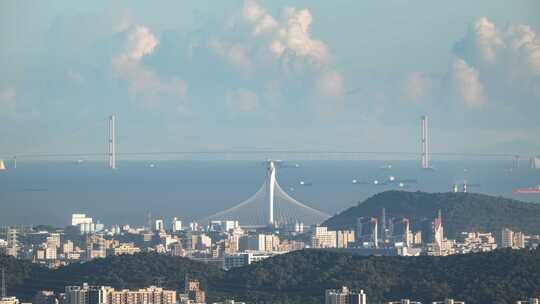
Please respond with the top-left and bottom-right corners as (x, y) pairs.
(266, 160), (276, 225)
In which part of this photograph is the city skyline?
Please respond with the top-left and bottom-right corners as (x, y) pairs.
(2, 2), (540, 303)
(1, 0), (540, 156)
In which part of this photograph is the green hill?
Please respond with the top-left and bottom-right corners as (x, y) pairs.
(1, 253), (224, 300)
(219, 248), (540, 304)
(323, 190), (540, 238)
(3, 248), (540, 304)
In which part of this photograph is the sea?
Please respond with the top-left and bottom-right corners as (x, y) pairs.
(0, 160), (539, 227)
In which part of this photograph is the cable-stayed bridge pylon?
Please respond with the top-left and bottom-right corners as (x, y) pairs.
(202, 160), (330, 227)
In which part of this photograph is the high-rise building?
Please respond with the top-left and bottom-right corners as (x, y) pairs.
(294, 222), (304, 233)
(72, 214), (96, 234)
(336, 231), (355, 248)
(413, 231), (422, 245)
(514, 231), (525, 248)
(109, 287), (176, 304)
(154, 219), (164, 232)
(325, 287), (367, 304)
(5, 229), (18, 257)
(195, 234), (212, 250)
(185, 278), (205, 304)
(356, 218), (378, 248)
(432, 211), (444, 254)
(65, 284), (90, 304)
(171, 217), (182, 232)
(311, 227), (337, 248)
(501, 228), (526, 249)
(63, 240), (74, 254)
(381, 208), (387, 242)
(46, 233), (61, 248)
(72, 214), (93, 226)
(239, 234), (279, 252)
(65, 284), (175, 304)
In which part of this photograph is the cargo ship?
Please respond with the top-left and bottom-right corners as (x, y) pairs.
(513, 185), (540, 194)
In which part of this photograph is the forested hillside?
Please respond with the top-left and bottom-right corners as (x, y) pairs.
(323, 191), (540, 238)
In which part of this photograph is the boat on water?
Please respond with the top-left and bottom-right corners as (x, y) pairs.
(0, 160), (6, 171)
(513, 185), (540, 194)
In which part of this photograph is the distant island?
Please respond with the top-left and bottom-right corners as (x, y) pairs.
(323, 190), (540, 238)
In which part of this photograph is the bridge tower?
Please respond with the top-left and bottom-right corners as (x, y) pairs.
(266, 160), (276, 225)
(421, 115), (429, 169)
(108, 114), (116, 170)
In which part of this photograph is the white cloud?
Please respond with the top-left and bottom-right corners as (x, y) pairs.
(0, 87), (16, 115)
(124, 26), (158, 61)
(240, 1), (331, 66)
(243, 0), (278, 36)
(226, 88), (259, 113)
(314, 70), (345, 117)
(456, 17), (540, 96)
(207, 39), (253, 74)
(206, 0), (343, 116)
(113, 26), (187, 111)
(402, 72), (432, 103)
(470, 17), (540, 75)
(452, 58), (486, 108)
(472, 17), (504, 64)
(274, 7), (331, 66)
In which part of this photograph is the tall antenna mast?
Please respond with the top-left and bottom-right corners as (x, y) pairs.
(147, 211), (152, 231)
(2, 267), (6, 298)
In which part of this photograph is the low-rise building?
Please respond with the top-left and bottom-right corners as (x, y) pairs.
(387, 300), (422, 304)
(431, 299), (465, 304)
(112, 243), (141, 256)
(223, 251), (276, 270)
(516, 298), (540, 304)
(0, 297), (20, 304)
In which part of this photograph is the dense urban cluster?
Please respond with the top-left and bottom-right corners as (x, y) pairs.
(1, 205), (539, 272)
(2, 190), (540, 304)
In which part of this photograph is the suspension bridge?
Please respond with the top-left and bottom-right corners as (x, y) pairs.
(0, 114), (535, 226)
(0, 114), (529, 169)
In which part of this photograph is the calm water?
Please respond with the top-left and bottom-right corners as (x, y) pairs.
(0, 160), (539, 226)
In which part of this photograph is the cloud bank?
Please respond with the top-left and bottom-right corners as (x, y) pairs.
(451, 17), (540, 107)
(204, 0), (344, 116)
(113, 26), (188, 111)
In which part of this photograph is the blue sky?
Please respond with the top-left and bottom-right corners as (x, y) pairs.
(1, 0), (539, 157)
